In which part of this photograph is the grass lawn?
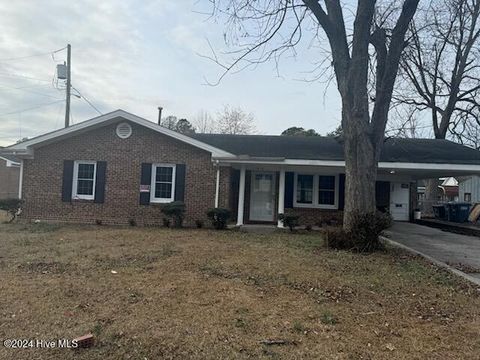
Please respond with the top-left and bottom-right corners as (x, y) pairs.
(0, 217), (479, 359)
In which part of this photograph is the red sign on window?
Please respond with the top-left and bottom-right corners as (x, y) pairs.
(140, 185), (150, 193)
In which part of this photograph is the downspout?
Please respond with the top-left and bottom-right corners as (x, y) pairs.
(18, 159), (24, 199)
(214, 160), (220, 208)
(236, 165), (246, 226)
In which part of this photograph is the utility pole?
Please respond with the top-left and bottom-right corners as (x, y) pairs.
(65, 44), (71, 128)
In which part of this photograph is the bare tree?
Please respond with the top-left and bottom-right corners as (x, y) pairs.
(205, 0), (419, 232)
(192, 110), (217, 133)
(395, 0), (480, 212)
(159, 115), (179, 130)
(397, 0), (480, 140)
(216, 105), (256, 134)
(386, 104), (429, 138)
(451, 115), (480, 148)
(160, 115), (196, 134)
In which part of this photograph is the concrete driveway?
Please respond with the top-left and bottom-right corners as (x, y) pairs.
(385, 222), (480, 279)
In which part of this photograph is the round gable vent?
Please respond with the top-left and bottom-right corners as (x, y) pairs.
(116, 122), (132, 139)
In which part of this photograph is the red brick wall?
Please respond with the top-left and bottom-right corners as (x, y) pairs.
(0, 158), (20, 199)
(21, 121), (230, 226)
(218, 166), (232, 209)
(285, 208), (343, 227)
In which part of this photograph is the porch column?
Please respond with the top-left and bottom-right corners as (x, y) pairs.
(214, 166), (220, 208)
(236, 165), (246, 226)
(277, 168), (285, 228)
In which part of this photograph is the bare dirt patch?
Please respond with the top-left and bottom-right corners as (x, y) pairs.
(0, 223), (479, 359)
(17, 260), (73, 274)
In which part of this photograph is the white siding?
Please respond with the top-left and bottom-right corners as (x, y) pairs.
(458, 176), (480, 203)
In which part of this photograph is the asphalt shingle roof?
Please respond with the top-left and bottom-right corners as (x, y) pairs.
(191, 134), (480, 165)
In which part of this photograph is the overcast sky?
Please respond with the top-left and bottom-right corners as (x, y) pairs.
(0, 0), (344, 146)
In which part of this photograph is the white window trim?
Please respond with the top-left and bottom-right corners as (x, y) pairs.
(72, 160), (97, 200)
(293, 173), (339, 209)
(150, 163), (176, 203)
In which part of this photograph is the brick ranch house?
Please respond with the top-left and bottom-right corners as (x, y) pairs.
(2, 109), (480, 227)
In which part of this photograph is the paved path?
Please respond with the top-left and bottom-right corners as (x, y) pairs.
(385, 222), (480, 280)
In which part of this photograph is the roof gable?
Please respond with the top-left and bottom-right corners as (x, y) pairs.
(4, 110), (234, 158)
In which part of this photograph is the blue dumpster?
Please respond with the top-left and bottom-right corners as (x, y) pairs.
(445, 202), (471, 223)
(432, 205), (446, 220)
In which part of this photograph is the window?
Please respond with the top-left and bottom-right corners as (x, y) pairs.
(294, 173), (338, 209)
(465, 193), (472, 202)
(318, 176), (335, 205)
(296, 174), (313, 204)
(150, 164), (176, 203)
(72, 161), (96, 200)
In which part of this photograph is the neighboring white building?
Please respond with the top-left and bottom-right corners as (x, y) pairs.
(458, 176), (480, 203)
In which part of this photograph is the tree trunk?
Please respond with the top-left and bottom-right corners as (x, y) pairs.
(342, 110), (378, 231)
(422, 178), (439, 217)
(423, 129), (444, 216)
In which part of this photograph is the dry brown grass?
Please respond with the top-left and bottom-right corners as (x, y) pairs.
(0, 222), (479, 359)
(0, 210), (11, 223)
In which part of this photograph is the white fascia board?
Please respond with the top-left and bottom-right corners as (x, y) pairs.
(0, 156), (20, 166)
(378, 162), (480, 172)
(215, 158), (345, 166)
(5, 110), (235, 158)
(215, 157), (480, 172)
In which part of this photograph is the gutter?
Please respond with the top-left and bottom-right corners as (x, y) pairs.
(0, 148), (33, 159)
(212, 157), (480, 172)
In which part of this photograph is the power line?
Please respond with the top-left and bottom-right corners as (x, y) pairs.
(0, 72), (51, 82)
(0, 100), (64, 118)
(0, 83), (63, 99)
(386, 123), (433, 134)
(0, 83), (53, 90)
(72, 85), (102, 115)
(0, 46), (67, 63)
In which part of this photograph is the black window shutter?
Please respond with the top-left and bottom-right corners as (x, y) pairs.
(139, 163), (152, 205)
(62, 160), (74, 202)
(284, 172), (294, 209)
(174, 164), (186, 202)
(338, 174), (345, 210)
(94, 161), (107, 204)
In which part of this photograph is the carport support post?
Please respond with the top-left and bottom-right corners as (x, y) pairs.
(277, 168), (285, 228)
(236, 165), (246, 226)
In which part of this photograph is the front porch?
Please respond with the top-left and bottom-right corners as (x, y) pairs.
(216, 160), (480, 228)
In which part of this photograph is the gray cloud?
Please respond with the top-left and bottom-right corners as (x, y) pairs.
(0, 0), (342, 146)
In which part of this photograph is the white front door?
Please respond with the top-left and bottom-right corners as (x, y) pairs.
(390, 182), (410, 221)
(250, 172), (276, 222)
